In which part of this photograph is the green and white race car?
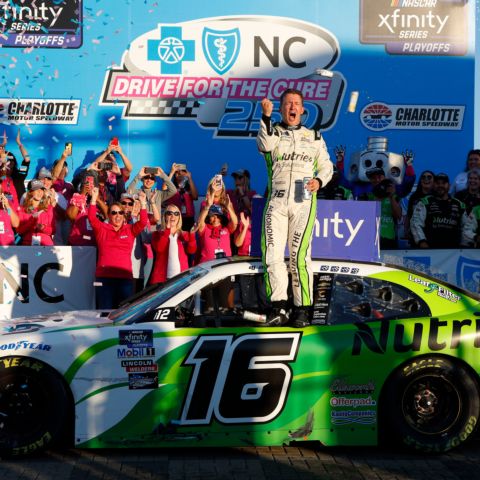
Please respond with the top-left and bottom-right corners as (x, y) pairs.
(1, 257), (479, 456)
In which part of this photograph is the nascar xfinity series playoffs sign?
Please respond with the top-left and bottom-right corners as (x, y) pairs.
(0, 0), (475, 194)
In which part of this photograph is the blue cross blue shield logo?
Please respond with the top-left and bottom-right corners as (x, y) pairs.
(202, 27), (240, 75)
(456, 256), (480, 293)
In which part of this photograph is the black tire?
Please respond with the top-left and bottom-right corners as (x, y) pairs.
(382, 356), (480, 453)
(0, 356), (69, 456)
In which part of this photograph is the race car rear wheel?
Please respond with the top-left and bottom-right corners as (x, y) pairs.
(0, 357), (69, 456)
(382, 356), (480, 452)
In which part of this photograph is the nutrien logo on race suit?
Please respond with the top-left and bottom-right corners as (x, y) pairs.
(360, 102), (464, 131)
(100, 16), (346, 138)
(0, 0), (83, 49)
(359, 0), (468, 55)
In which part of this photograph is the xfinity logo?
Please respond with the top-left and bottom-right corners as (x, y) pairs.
(0, 1), (63, 27)
(314, 213), (364, 247)
(378, 9), (449, 34)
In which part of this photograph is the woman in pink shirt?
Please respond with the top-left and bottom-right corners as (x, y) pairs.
(197, 193), (238, 310)
(0, 186), (19, 246)
(17, 180), (56, 246)
(67, 173), (108, 246)
(89, 187), (148, 309)
(197, 191), (238, 264)
(149, 204), (197, 286)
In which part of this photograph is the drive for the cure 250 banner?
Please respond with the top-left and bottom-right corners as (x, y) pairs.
(101, 16), (346, 137)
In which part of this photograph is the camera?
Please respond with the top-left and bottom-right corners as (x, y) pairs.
(372, 179), (394, 199)
(65, 142), (72, 156)
(98, 161), (113, 171)
(144, 167), (157, 175)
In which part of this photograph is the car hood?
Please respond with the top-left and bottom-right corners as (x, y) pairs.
(0, 310), (113, 335)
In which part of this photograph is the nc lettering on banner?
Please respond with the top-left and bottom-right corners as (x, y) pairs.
(251, 199), (380, 262)
(0, 246), (96, 319)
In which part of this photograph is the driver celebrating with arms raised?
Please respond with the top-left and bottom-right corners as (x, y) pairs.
(257, 89), (333, 327)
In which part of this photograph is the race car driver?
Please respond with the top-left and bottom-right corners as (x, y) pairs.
(257, 89), (333, 327)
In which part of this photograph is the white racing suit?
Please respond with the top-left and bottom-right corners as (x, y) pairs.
(257, 116), (333, 307)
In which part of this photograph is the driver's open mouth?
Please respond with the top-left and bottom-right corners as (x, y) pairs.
(289, 112), (297, 121)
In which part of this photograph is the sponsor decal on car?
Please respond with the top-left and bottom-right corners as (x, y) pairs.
(330, 396), (377, 408)
(128, 372), (158, 390)
(352, 317), (480, 355)
(408, 275), (460, 303)
(0, 340), (51, 351)
(331, 409), (376, 425)
(117, 347), (155, 358)
(119, 329), (153, 348)
(330, 379), (376, 394)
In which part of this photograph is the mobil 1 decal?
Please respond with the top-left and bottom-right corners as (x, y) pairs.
(0, 0), (83, 49)
(179, 332), (301, 425)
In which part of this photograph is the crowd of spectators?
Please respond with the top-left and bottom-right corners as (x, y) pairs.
(1, 132), (479, 307)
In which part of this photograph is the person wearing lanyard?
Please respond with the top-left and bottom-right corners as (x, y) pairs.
(197, 193), (238, 264)
(197, 198), (238, 311)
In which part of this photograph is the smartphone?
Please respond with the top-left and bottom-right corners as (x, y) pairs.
(145, 167), (157, 175)
(65, 142), (72, 156)
(214, 174), (223, 187)
(85, 175), (94, 190)
(98, 161), (113, 171)
(110, 137), (119, 146)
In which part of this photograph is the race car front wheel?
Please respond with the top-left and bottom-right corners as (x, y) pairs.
(382, 356), (480, 452)
(0, 357), (70, 456)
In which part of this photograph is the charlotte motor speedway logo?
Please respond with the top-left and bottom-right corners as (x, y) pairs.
(360, 102), (464, 131)
(0, 99), (80, 125)
(100, 16), (346, 138)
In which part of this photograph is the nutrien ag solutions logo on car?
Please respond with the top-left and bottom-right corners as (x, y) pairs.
(101, 16), (346, 138)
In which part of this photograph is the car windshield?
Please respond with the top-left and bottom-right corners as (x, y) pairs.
(108, 266), (209, 324)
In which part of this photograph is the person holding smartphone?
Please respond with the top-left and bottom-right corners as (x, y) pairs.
(67, 172), (108, 246)
(127, 166), (176, 220)
(0, 186), (19, 245)
(17, 179), (56, 246)
(164, 162), (199, 231)
(0, 128), (31, 199)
